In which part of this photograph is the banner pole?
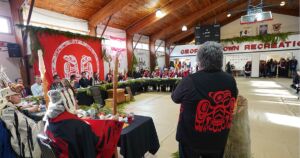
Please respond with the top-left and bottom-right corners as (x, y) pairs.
(38, 50), (49, 107)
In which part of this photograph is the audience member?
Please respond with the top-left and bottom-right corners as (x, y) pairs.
(31, 76), (44, 97)
(225, 62), (232, 74)
(244, 61), (252, 78)
(172, 42), (238, 158)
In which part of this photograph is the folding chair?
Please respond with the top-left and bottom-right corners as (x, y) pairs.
(90, 86), (104, 107)
(37, 134), (57, 158)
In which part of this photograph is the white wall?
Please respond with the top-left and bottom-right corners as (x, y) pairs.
(221, 13), (300, 39)
(0, 1), (20, 81)
(97, 25), (127, 75)
(23, 6), (89, 34)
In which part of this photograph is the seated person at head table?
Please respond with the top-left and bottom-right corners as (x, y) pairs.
(90, 72), (104, 86)
(31, 76), (44, 97)
(0, 85), (43, 158)
(106, 71), (113, 83)
(70, 74), (80, 89)
(15, 78), (32, 97)
(44, 90), (100, 158)
(79, 72), (91, 88)
(50, 75), (64, 90)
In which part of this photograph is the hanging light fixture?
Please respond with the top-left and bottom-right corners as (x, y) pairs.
(182, 25), (187, 31)
(227, 13), (231, 17)
(156, 9), (163, 18)
(280, 1), (285, 6)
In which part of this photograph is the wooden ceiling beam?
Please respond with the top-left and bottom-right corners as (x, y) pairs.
(88, 0), (131, 27)
(126, 0), (190, 35)
(151, 0), (227, 41)
(270, 8), (299, 17)
(167, 2), (249, 44)
(167, 28), (195, 44)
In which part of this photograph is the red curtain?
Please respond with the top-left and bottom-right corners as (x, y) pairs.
(35, 32), (104, 84)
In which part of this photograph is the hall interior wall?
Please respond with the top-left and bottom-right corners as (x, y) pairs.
(221, 13), (300, 39)
(221, 13), (300, 77)
(0, 1), (21, 81)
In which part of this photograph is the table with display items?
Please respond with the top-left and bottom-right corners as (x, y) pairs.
(118, 115), (160, 158)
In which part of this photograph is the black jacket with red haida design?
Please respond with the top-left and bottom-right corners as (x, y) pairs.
(171, 70), (238, 152)
(45, 111), (100, 158)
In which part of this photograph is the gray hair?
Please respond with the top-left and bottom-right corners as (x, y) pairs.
(196, 41), (223, 71)
(43, 90), (65, 120)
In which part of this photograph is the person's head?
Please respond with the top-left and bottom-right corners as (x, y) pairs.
(81, 72), (87, 78)
(15, 78), (23, 85)
(93, 72), (98, 78)
(70, 74), (76, 81)
(1, 85), (23, 104)
(61, 79), (72, 88)
(196, 42), (223, 71)
(35, 76), (42, 84)
(53, 75), (61, 83)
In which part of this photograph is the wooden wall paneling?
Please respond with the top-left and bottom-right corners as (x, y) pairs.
(151, 0), (227, 40)
(126, 0), (190, 35)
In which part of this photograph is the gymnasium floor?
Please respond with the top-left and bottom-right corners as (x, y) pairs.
(122, 77), (300, 158)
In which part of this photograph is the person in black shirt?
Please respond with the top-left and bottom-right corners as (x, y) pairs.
(225, 62), (232, 74)
(79, 72), (90, 88)
(172, 42), (238, 158)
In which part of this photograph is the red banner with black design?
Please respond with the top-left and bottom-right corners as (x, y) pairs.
(34, 32), (104, 84)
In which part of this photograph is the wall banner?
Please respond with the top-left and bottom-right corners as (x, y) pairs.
(36, 32), (104, 83)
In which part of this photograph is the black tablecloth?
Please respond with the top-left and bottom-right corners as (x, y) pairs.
(76, 91), (95, 106)
(118, 115), (160, 158)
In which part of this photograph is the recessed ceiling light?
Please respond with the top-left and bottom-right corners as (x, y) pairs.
(227, 13), (231, 17)
(156, 9), (164, 18)
(280, 1), (285, 6)
(182, 25), (187, 31)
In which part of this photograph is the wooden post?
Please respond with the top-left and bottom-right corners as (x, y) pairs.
(112, 53), (120, 115)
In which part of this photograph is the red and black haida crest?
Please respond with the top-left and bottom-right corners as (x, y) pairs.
(195, 90), (235, 133)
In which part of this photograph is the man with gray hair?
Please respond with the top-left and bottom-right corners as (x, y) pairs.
(172, 42), (238, 158)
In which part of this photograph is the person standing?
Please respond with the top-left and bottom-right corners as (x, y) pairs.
(225, 62), (232, 74)
(244, 61), (252, 78)
(31, 76), (44, 97)
(79, 72), (90, 88)
(171, 42), (238, 158)
(290, 56), (298, 78)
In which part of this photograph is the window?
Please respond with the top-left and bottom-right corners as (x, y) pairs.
(0, 16), (12, 34)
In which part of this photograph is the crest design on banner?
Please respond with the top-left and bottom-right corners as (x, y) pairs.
(63, 55), (79, 79)
(195, 90), (235, 133)
(81, 55), (93, 78)
(52, 39), (100, 79)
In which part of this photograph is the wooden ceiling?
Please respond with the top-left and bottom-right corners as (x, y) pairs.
(31, 0), (299, 44)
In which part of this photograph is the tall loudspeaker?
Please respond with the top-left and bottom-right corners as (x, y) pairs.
(7, 43), (22, 58)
